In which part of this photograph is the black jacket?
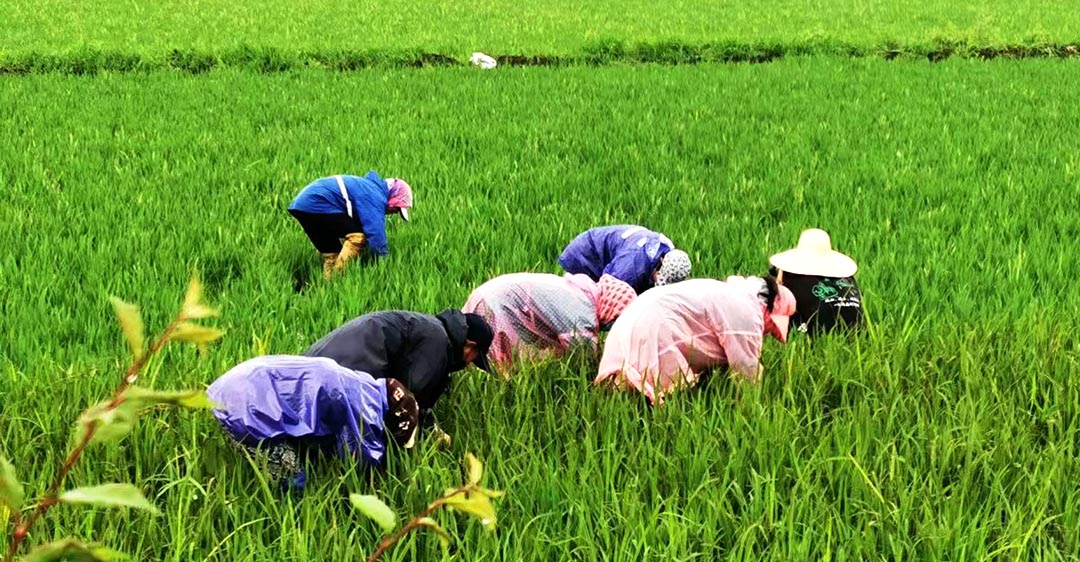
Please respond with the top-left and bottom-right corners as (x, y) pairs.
(783, 273), (863, 336)
(303, 309), (468, 411)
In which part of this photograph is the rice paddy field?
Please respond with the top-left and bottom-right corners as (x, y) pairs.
(2, 2), (1080, 562)
(3, 0), (1080, 57)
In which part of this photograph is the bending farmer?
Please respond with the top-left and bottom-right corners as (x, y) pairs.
(303, 308), (494, 422)
(206, 355), (419, 490)
(559, 225), (691, 294)
(288, 171), (413, 279)
(594, 276), (795, 405)
(769, 228), (863, 336)
(463, 272), (637, 373)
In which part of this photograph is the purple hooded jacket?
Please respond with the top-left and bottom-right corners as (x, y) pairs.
(558, 225), (675, 294)
(206, 355), (389, 467)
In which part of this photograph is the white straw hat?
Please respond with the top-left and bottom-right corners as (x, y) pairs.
(769, 228), (858, 278)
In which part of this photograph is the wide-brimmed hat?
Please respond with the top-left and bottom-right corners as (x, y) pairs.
(769, 229), (857, 278)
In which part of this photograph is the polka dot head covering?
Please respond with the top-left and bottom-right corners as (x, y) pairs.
(655, 249), (691, 286)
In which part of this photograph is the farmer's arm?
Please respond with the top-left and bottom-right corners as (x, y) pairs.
(400, 334), (451, 412)
(335, 418), (382, 468)
(709, 301), (765, 383)
(602, 250), (649, 290)
(356, 201), (389, 256)
(722, 331), (764, 382)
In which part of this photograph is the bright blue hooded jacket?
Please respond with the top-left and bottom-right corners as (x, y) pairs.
(288, 172), (392, 256)
(206, 355), (389, 470)
(558, 225), (674, 294)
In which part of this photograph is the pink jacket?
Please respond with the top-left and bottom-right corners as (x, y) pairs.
(594, 277), (782, 404)
(464, 273), (635, 374)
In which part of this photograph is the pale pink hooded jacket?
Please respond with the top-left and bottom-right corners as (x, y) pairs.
(594, 276), (795, 405)
(464, 273), (637, 374)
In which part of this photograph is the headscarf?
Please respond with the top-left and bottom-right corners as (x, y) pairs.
(655, 249), (691, 286)
(596, 274), (637, 325)
(386, 178), (414, 212)
(725, 275), (797, 343)
(765, 285), (797, 343)
(384, 379), (419, 449)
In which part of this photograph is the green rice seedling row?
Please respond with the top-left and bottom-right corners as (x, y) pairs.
(2, 0), (1080, 66)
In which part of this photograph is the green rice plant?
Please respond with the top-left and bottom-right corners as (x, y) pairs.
(1, 274), (222, 561)
(2, 0), (1080, 72)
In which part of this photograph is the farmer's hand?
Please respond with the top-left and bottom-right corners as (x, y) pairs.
(431, 426), (452, 450)
(736, 363), (763, 384)
(421, 409), (452, 450)
(344, 232), (366, 247)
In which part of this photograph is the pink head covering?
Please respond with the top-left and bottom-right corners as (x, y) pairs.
(596, 274), (637, 326)
(386, 178), (413, 221)
(765, 285), (796, 343)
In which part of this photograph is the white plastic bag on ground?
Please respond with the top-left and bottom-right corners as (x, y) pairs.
(470, 52), (497, 69)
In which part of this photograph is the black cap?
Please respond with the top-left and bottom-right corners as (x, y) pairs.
(384, 379), (419, 449)
(464, 313), (494, 373)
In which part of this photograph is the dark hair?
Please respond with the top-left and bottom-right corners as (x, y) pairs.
(758, 275), (780, 312)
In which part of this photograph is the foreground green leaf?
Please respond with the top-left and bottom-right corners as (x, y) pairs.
(183, 273), (202, 310)
(168, 322), (223, 348)
(23, 538), (125, 562)
(348, 494), (397, 533)
(475, 487), (505, 499)
(74, 388), (215, 447)
(60, 483), (160, 515)
(183, 303), (219, 320)
(109, 297), (144, 361)
(181, 273), (218, 319)
(442, 491), (496, 528)
(0, 454), (24, 510)
(417, 517), (453, 550)
(73, 400), (140, 446)
(466, 452), (483, 486)
(122, 386), (219, 410)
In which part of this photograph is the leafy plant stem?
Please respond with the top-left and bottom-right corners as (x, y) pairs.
(365, 484), (471, 562)
(3, 317), (185, 562)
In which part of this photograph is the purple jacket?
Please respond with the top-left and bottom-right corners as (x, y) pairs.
(558, 225), (674, 294)
(206, 355), (389, 467)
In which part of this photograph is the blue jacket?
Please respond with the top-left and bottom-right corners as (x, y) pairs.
(558, 225), (674, 294)
(206, 355), (389, 468)
(288, 172), (392, 256)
